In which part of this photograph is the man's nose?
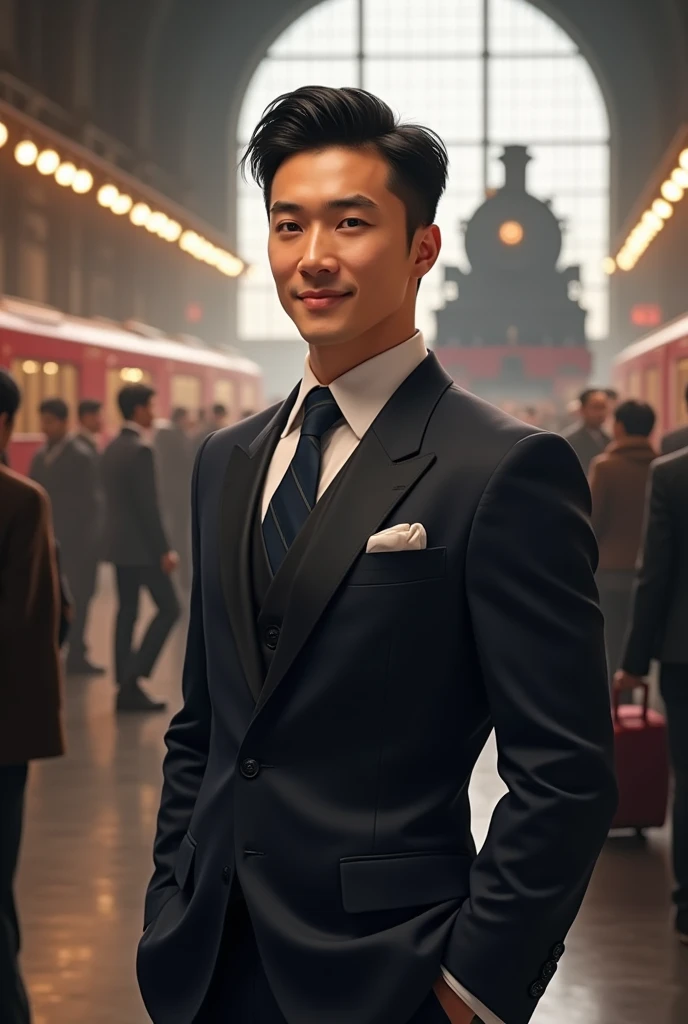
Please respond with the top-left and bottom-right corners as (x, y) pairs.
(298, 226), (339, 276)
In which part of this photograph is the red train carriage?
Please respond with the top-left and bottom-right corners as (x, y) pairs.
(0, 297), (263, 474)
(614, 312), (688, 437)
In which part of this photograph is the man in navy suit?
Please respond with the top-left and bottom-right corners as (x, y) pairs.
(138, 87), (617, 1024)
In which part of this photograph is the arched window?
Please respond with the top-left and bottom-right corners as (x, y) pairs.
(237, 0), (609, 349)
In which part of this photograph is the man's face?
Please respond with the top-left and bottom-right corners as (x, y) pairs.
(81, 410), (103, 435)
(267, 146), (437, 348)
(581, 392), (609, 429)
(40, 412), (68, 443)
(135, 399), (155, 430)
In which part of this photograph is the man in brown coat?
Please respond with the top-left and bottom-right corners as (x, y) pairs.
(588, 399), (657, 684)
(0, 367), (65, 1024)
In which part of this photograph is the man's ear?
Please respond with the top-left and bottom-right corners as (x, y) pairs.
(413, 223), (441, 283)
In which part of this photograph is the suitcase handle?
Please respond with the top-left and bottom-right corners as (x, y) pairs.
(612, 680), (650, 723)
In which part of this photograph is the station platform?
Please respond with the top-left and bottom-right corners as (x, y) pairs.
(16, 570), (688, 1024)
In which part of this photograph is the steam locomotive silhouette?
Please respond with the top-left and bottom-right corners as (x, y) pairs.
(434, 145), (591, 404)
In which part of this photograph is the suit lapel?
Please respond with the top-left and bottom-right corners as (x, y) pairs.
(255, 352), (452, 715)
(219, 387), (299, 704)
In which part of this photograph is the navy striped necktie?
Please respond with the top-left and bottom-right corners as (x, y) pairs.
(262, 386), (344, 574)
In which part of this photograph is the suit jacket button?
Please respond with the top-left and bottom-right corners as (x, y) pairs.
(240, 758), (260, 779)
(221, 866), (231, 884)
(264, 625), (280, 649)
(551, 942), (565, 961)
(529, 981), (546, 999)
(541, 961), (557, 981)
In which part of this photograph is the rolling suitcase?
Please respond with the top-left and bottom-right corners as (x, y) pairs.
(611, 682), (670, 835)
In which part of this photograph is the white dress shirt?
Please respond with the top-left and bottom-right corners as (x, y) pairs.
(260, 332), (502, 1024)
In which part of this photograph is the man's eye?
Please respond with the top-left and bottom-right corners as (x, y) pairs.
(341, 217), (366, 228)
(276, 222), (301, 233)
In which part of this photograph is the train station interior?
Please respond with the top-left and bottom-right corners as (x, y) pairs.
(2, 2), (688, 1023)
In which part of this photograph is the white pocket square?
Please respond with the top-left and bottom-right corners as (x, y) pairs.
(365, 523), (427, 553)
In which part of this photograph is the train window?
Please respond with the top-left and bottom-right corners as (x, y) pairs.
(676, 358), (688, 426)
(627, 370), (642, 400)
(171, 374), (202, 413)
(214, 378), (236, 414)
(240, 381), (257, 414)
(105, 367), (152, 432)
(10, 358), (78, 434)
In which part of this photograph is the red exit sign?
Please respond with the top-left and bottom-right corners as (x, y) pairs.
(630, 304), (662, 327)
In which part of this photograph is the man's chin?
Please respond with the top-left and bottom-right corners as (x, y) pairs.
(296, 319), (356, 348)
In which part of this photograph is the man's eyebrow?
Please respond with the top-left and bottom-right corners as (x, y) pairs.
(269, 195), (380, 216)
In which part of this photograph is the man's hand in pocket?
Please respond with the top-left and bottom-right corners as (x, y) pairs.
(432, 976), (476, 1024)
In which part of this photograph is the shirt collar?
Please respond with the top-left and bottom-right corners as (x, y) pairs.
(282, 331), (428, 441)
(123, 420), (143, 436)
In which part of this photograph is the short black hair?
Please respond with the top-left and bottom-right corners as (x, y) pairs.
(0, 367), (21, 424)
(117, 384), (155, 420)
(212, 403), (227, 418)
(604, 388), (618, 401)
(615, 399), (656, 437)
(240, 85), (449, 249)
(171, 406), (188, 424)
(78, 398), (102, 418)
(684, 382), (688, 408)
(39, 397), (69, 421)
(579, 388), (609, 407)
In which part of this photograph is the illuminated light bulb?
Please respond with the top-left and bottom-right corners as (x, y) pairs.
(146, 211), (167, 234)
(671, 167), (688, 188)
(72, 169), (94, 194)
(162, 219), (182, 242)
(219, 254), (244, 277)
(652, 198), (673, 219)
(130, 202), (151, 227)
(661, 180), (684, 203)
(0, 122), (8, 148)
(55, 161), (77, 187)
(36, 149), (61, 176)
(180, 230), (200, 254)
(15, 140), (38, 167)
(602, 257), (616, 275)
(22, 359), (39, 374)
(642, 210), (663, 231)
(111, 193), (133, 216)
(43, 361), (59, 376)
(98, 184), (119, 208)
(679, 149), (688, 171)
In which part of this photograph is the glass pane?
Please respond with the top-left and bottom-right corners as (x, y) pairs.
(269, 0), (358, 56)
(364, 0), (482, 55)
(489, 57), (609, 142)
(489, 0), (576, 54)
(363, 59), (482, 140)
(239, 284), (302, 342)
(488, 144), (609, 194)
(445, 145), (484, 199)
(238, 59), (360, 142)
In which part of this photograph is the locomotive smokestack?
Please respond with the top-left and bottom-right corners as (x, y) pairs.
(500, 145), (531, 194)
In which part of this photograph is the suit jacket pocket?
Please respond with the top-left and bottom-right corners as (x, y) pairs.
(347, 547), (447, 587)
(340, 850), (471, 913)
(174, 831), (197, 892)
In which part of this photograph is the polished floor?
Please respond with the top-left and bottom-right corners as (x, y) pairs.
(16, 569), (688, 1023)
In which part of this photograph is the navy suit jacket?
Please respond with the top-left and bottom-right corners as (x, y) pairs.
(137, 354), (617, 1024)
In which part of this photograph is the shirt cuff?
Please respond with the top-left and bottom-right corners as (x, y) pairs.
(441, 966), (504, 1024)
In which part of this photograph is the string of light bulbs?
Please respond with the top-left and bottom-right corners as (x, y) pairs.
(605, 147), (688, 274)
(0, 119), (245, 279)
